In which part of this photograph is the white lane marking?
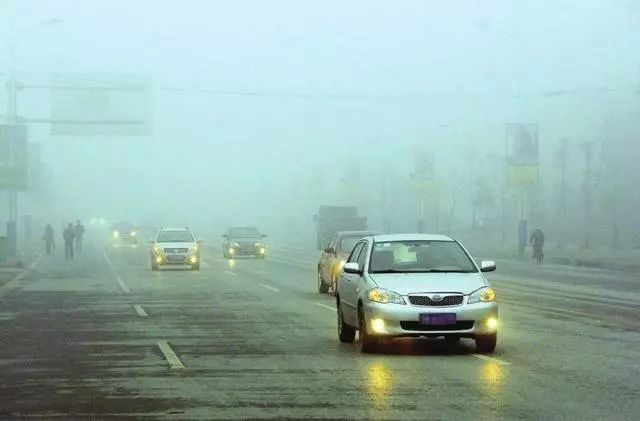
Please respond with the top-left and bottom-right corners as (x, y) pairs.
(260, 283), (279, 292)
(201, 261), (212, 268)
(471, 354), (511, 366)
(157, 340), (185, 369)
(224, 270), (237, 277)
(0, 255), (42, 298)
(103, 250), (114, 267)
(116, 274), (131, 293)
(314, 302), (335, 311)
(133, 304), (148, 317)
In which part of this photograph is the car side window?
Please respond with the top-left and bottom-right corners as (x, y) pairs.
(356, 241), (369, 269)
(347, 242), (364, 263)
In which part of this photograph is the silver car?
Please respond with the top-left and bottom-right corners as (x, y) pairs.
(150, 228), (202, 271)
(336, 233), (498, 353)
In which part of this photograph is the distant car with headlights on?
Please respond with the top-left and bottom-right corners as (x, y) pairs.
(222, 227), (267, 259)
(336, 234), (498, 353)
(150, 227), (201, 270)
(111, 222), (138, 246)
(317, 230), (380, 294)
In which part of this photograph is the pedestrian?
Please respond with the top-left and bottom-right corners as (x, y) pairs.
(42, 224), (55, 255)
(530, 227), (545, 264)
(74, 219), (85, 253)
(63, 223), (75, 260)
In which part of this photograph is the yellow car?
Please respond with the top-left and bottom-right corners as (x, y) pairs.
(317, 231), (379, 294)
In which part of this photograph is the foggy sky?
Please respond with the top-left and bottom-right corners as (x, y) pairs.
(1, 1), (639, 244)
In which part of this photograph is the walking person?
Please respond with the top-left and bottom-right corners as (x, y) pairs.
(530, 227), (545, 264)
(63, 223), (75, 260)
(42, 224), (55, 255)
(74, 220), (85, 253)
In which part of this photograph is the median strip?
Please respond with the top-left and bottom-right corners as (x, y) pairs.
(157, 341), (185, 369)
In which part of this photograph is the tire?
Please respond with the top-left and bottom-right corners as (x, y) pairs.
(358, 307), (378, 353)
(337, 302), (355, 343)
(191, 264), (200, 271)
(151, 261), (158, 271)
(475, 333), (497, 353)
(317, 270), (329, 293)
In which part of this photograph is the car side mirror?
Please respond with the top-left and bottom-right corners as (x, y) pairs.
(480, 260), (496, 272)
(343, 262), (361, 274)
(222, 234), (228, 238)
(324, 247), (335, 254)
(261, 234), (267, 238)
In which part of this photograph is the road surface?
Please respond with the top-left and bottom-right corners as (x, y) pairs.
(0, 242), (638, 419)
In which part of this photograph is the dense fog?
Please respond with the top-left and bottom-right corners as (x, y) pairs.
(2, 0), (639, 250)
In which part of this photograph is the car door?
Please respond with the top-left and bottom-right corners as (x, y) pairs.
(353, 240), (371, 311)
(339, 241), (365, 325)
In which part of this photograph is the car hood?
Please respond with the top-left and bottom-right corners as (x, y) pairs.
(229, 237), (262, 242)
(369, 272), (487, 295)
(156, 242), (195, 249)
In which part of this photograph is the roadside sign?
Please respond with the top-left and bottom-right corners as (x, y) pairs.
(49, 73), (152, 136)
(0, 124), (28, 190)
(505, 123), (539, 188)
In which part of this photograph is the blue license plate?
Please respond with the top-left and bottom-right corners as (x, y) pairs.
(420, 313), (456, 325)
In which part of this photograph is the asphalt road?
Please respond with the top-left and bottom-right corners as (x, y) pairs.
(0, 242), (638, 420)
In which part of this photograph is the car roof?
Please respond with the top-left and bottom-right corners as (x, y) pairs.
(337, 230), (380, 236)
(370, 233), (455, 242)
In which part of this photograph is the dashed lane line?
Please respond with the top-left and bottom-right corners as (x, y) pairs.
(224, 270), (238, 277)
(116, 274), (131, 293)
(133, 304), (148, 317)
(260, 283), (279, 292)
(314, 302), (335, 311)
(471, 353), (511, 366)
(157, 340), (185, 369)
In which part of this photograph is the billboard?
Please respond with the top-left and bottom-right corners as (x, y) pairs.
(0, 124), (28, 190)
(49, 74), (152, 136)
(505, 123), (539, 188)
(410, 150), (434, 192)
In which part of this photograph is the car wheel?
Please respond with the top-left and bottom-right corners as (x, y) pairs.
(358, 307), (378, 353)
(151, 262), (158, 271)
(475, 333), (497, 353)
(317, 271), (329, 293)
(191, 264), (200, 271)
(337, 302), (355, 343)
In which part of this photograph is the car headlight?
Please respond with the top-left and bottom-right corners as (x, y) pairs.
(190, 245), (199, 252)
(153, 246), (162, 254)
(232, 242), (240, 247)
(130, 231), (136, 236)
(254, 242), (262, 247)
(468, 287), (496, 304)
(113, 231), (120, 238)
(367, 288), (405, 305)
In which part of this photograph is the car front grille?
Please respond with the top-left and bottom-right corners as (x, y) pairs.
(400, 321), (474, 331)
(408, 295), (464, 307)
(164, 248), (188, 253)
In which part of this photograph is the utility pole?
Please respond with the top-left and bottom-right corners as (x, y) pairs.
(5, 77), (19, 257)
(555, 138), (569, 248)
(580, 142), (595, 249)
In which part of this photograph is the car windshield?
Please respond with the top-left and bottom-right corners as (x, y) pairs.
(340, 236), (364, 254)
(156, 230), (193, 243)
(229, 228), (261, 238)
(369, 240), (477, 273)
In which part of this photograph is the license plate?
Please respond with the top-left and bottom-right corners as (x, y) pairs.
(167, 255), (185, 262)
(420, 313), (456, 325)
